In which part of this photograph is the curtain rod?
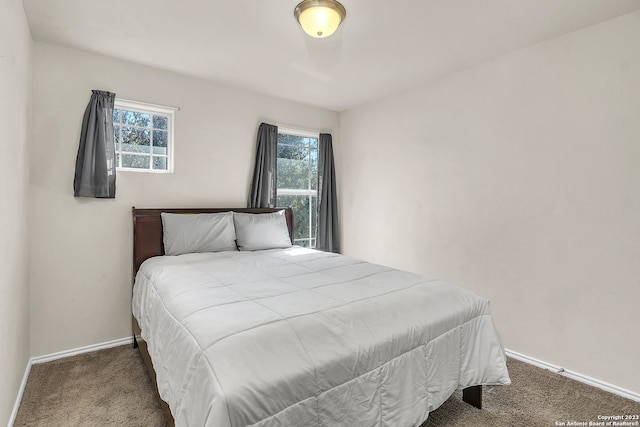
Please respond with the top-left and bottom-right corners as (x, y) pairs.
(277, 125), (321, 137)
(116, 97), (181, 112)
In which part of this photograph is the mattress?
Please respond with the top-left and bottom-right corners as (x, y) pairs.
(132, 247), (510, 427)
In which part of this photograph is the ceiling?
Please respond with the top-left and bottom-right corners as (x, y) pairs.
(22, 0), (640, 112)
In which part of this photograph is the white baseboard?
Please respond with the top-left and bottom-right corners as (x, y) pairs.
(31, 337), (133, 365)
(6, 360), (32, 427)
(7, 337), (133, 427)
(505, 348), (640, 403)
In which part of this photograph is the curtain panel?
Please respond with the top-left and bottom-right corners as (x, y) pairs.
(73, 90), (117, 198)
(247, 123), (278, 208)
(317, 133), (339, 253)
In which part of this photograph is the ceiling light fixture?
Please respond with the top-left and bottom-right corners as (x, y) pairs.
(294, 0), (346, 39)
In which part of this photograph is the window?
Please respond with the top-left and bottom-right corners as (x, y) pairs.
(113, 99), (175, 172)
(276, 129), (319, 248)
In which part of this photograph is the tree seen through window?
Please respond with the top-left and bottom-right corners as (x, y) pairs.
(276, 132), (318, 247)
(112, 100), (173, 172)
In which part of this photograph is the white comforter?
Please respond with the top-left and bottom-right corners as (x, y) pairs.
(133, 247), (510, 427)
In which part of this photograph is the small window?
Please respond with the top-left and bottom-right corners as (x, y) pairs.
(276, 129), (319, 248)
(113, 99), (175, 172)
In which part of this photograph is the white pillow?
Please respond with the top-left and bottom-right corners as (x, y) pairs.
(161, 212), (237, 256)
(233, 211), (292, 251)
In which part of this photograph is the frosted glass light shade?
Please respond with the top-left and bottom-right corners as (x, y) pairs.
(294, 0), (346, 38)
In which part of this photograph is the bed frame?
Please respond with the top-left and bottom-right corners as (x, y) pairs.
(130, 207), (481, 426)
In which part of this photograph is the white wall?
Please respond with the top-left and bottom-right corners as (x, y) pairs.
(30, 43), (339, 357)
(339, 11), (640, 393)
(0, 0), (32, 424)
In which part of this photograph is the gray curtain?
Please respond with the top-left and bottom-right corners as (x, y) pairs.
(73, 90), (116, 198)
(317, 133), (339, 253)
(248, 123), (278, 208)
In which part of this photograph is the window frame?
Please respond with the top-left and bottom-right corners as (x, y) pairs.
(113, 99), (176, 173)
(276, 127), (320, 248)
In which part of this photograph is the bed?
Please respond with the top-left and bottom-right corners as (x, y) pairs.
(131, 207), (510, 427)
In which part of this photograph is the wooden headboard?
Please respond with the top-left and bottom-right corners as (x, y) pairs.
(131, 207), (294, 276)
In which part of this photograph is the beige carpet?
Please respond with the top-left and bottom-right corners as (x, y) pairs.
(15, 345), (640, 426)
(15, 345), (168, 427)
